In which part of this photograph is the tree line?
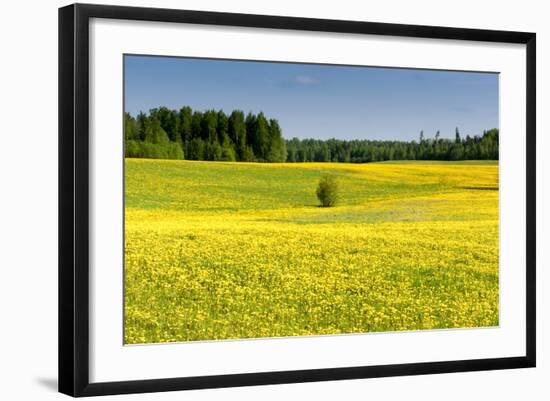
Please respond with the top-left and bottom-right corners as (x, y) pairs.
(286, 128), (499, 163)
(124, 106), (498, 162)
(124, 106), (286, 162)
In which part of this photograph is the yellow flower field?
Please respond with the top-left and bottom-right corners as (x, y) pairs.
(124, 159), (499, 344)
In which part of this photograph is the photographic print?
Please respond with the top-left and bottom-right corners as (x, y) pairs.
(123, 55), (499, 345)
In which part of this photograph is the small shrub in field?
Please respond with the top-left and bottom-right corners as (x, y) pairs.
(316, 175), (339, 207)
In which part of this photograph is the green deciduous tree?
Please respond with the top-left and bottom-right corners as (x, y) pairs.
(316, 176), (339, 207)
(124, 107), (498, 163)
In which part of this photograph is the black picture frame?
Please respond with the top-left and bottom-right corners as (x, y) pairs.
(59, 3), (536, 397)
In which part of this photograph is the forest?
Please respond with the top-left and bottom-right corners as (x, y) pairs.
(124, 106), (499, 162)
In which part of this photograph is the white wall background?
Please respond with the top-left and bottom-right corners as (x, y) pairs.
(0, 0), (547, 399)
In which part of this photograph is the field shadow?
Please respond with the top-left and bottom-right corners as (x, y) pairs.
(458, 186), (499, 191)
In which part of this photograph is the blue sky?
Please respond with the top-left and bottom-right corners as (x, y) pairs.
(124, 55), (499, 141)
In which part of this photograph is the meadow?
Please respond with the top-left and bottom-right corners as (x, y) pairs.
(124, 159), (499, 344)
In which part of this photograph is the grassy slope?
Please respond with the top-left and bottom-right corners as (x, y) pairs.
(124, 159), (499, 343)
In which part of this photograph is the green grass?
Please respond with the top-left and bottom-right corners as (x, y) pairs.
(124, 159), (499, 343)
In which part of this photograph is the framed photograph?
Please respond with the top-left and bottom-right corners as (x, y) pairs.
(58, 3), (536, 397)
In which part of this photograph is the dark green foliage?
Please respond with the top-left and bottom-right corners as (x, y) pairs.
(285, 129), (498, 163)
(187, 138), (205, 160)
(229, 110), (247, 159)
(124, 112), (138, 140)
(178, 106), (193, 153)
(253, 113), (270, 161)
(455, 127), (461, 144)
(124, 106), (498, 163)
(201, 110), (218, 142)
(151, 107), (179, 142)
(135, 112), (148, 141)
(124, 107), (287, 162)
(217, 110), (229, 145)
(221, 144), (237, 161)
(191, 111), (203, 140)
(316, 176), (339, 207)
(266, 119), (287, 162)
(125, 140), (184, 160)
(205, 140), (222, 161)
(241, 146), (256, 162)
